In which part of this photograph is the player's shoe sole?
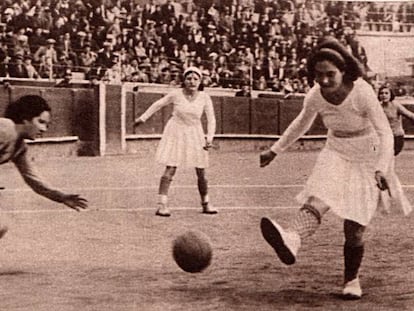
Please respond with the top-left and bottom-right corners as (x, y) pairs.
(260, 217), (297, 265)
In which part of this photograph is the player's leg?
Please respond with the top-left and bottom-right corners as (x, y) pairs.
(261, 197), (329, 264)
(394, 135), (404, 156)
(196, 167), (217, 214)
(342, 219), (365, 299)
(292, 203), (325, 238)
(156, 166), (177, 217)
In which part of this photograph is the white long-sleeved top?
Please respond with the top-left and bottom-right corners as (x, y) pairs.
(271, 78), (393, 173)
(139, 89), (216, 142)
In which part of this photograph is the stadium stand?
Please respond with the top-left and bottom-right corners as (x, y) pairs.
(0, 0), (413, 95)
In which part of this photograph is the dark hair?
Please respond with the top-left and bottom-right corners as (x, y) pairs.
(5, 95), (51, 124)
(378, 85), (395, 102)
(181, 71), (204, 91)
(307, 37), (365, 85)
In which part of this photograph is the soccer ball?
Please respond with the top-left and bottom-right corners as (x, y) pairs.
(172, 230), (213, 273)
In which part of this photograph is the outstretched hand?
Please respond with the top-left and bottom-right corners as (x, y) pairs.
(62, 194), (88, 212)
(375, 170), (391, 196)
(260, 149), (277, 167)
(203, 140), (215, 150)
(134, 118), (144, 126)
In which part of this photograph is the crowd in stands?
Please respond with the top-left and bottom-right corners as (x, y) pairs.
(0, 0), (413, 95)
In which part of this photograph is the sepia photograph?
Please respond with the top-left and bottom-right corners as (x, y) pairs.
(0, 0), (413, 310)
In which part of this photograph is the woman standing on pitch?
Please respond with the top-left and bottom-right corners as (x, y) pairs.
(135, 66), (217, 217)
(0, 95), (88, 239)
(259, 38), (412, 299)
(378, 85), (414, 156)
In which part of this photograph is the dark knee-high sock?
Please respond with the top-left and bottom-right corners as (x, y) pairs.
(159, 176), (172, 195)
(344, 245), (364, 283)
(158, 176), (172, 205)
(198, 178), (208, 203)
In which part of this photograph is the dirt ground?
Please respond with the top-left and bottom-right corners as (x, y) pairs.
(0, 150), (413, 311)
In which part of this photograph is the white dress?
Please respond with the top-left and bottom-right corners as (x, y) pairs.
(270, 78), (412, 225)
(139, 89), (216, 168)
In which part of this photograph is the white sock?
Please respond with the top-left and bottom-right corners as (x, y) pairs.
(202, 194), (209, 204)
(158, 195), (168, 205)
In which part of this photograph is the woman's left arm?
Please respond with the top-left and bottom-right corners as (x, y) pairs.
(204, 94), (216, 144)
(396, 102), (414, 121)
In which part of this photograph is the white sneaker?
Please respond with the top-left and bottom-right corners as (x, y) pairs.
(343, 277), (362, 300)
(0, 225), (8, 239)
(155, 204), (171, 217)
(260, 217), (301, 265)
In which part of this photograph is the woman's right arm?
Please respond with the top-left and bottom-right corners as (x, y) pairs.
(396, 102), (414, 121)
(13, 151), (68, 203)
(136, 92), (174, 123)
(270, 100), (318, 154)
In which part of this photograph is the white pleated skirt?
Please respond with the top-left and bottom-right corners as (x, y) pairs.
(296, 132), (411, 226)
(155, 118), (208, 168)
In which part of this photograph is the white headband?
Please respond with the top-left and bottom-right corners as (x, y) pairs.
(183, 66), (202, 78)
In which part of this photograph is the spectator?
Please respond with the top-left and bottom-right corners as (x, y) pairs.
(29, 27), (46, 54)
(103, 58), (122, 84)
(56, 32), (78, 67)
(96, 41), (114, 71)
(34, 38), (58, 65)
(0, 51), (8, 77)
(85, 30), (99, 51)
(54, 68), (72, 88)
(136, 63), (151, 83)
(13, 33), (31, 57)
(268, 76), (280, 92)
(8, 54), (28, 78)
(0, 0), (382, 90)
(32, 7), (53, 31)
(201, 69), (213, 87)
(12, 6), (33, 31)
(37, 54), (53, 78)
(170, 66), (181, 86)
(134, 40), (147, 59)
(78, 43), (97, 76)
(253, 75), (268, 91)
(157, 66), (172, 84)
(161, 0), (177, 23)
(72, 31), (89, 55)
(235, 80), (251, 97)
(55, 52), (74, 78)
(143, 0), (158, 21)
(23, 55), (39, 79)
